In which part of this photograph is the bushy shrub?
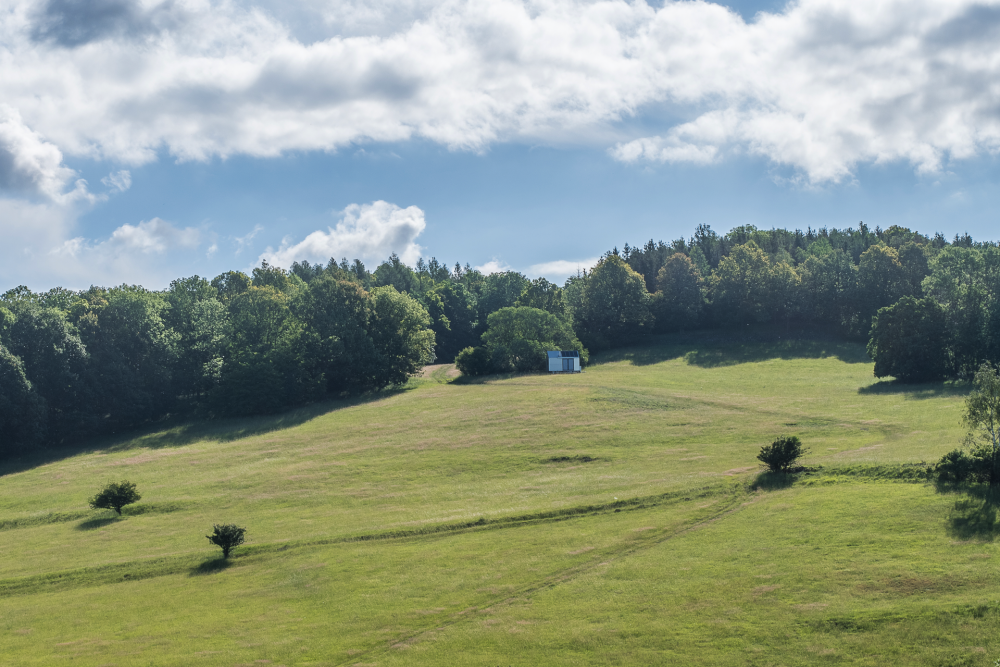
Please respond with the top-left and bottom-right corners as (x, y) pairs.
(206, 524), (246, 558)
(933, 447), (997, 484)
(935, 449), (975, 483)
(89, 480), (141, 515)
(455, 346), (494, 376)
(481, 307), (587, 373)
(757, 436), (806, 473)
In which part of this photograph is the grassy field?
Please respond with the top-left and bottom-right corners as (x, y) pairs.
(1, 331), (997, 665)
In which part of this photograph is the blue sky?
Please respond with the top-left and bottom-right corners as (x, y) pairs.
(2, 0), (999, 290)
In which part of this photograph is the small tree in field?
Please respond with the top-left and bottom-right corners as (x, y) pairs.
(89, 480), (141, 515)
(206, 524), (246, 558)
(964, 363), (1000, 486)
(757, 436), (806, 473)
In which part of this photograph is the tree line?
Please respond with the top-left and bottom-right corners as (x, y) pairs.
(609, 223), (999, 382)
(1, 222), (996, 457)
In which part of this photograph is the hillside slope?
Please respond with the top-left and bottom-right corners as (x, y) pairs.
(1, 334), (994, 666)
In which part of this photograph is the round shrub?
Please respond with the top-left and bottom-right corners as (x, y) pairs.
(757, 436), (806, 473)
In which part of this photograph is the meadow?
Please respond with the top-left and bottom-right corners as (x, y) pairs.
(1, 331), (996, 666)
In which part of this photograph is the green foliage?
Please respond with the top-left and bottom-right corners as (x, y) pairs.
(798, 249), (858, 331)
(923, 246), (991, 376)
(6, 223), (1000, 461)
(963, 363), (1000, 485)
(454, 345), (494, 376)
(75, 286), (179, 428)
(89, 480), (141, 515)
(2, 302), (92, 439)
(934, 449), (976, 483)
(897, 242), (931, 297)
(575, 255), (651, 349)
(481, 306), (587, 373)
(206, 524), (246, 558)
(515, 278), (565, 317)
(474, 271), (530, 333)
(0, 344), (47, 452)
(868, 296), (951, 382)
(366, 286), (436, 386)
(856, 245), (906, 334)
(710, 242), (772, 326)
(215, 285), (322, 415)
(653, 253), (703, 332)
(373, 254), (420, 294)
(164, 276), (229, 403)
(425, 281), (478, 363)
(757, 435), (806, 473)
(210, 270), (251, 301)
(251, 260), (296, 294)
(292, 276), (373, 394)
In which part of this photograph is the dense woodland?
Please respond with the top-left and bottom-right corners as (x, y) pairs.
(2, 222), (998, 457)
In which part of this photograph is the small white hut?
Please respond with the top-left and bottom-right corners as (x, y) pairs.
(547, 350), (581, 373)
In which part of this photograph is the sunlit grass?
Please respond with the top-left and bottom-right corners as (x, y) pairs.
(0, 331), (991, 665)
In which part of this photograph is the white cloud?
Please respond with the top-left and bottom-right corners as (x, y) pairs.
(51, 218), (202, 270)
(101, 169), (132, 192)
(0, 202), (206, 289)
(233, 224), (264, 255)
(0, 104), (92, 202)
(527, 257), (600, 283)
(5, 0), (1000, 291)
(260, 200), (426, 268)
(474, 258), (510, 274)
(0, 0), (996, 184)
(104, 218), (201, 254)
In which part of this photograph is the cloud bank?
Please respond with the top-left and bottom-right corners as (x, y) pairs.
(260, 200), (426, 268)
(0, 0), (997, 184)
(4, 0), (1000, 287)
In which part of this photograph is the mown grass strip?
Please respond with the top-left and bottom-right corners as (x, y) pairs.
(752, 463), (935, 491)
(0, 502), (187, 532)
(0, 465), (944, 599)
(0, 482), (741, 599)
(804, 601), (1000, 632)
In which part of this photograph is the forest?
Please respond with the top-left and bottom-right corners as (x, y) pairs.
(2, 221), (998, 457)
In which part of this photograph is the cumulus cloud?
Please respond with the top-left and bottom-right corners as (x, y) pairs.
(0, 204), (206, 289)
(101, 169), (131, 192)
(474, 259), (511, 274)
(53, 218), (201, 261)
(29, 0), (190, 48)
(0, 105), (90, 202)
(105, 218), (201, 254)
(527, 257), (600, 283)
(260, 200), (426, 268)
(0, 0), (997, 183)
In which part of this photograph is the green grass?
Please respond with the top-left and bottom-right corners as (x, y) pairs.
(1, 331), (995, 665)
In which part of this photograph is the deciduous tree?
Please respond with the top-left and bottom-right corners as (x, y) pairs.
(868, 296), (951, 382)
(89, 480), (141, 515)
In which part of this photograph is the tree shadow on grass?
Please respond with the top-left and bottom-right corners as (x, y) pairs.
(0, 385), (415, 478)
(448, 371), (543, 385)
(752, 470), (798, 491)
(751, 467), (819, 491)
(857, 380), (971, 400)
(75, 514), (121, 531)
(592, 326), (871, 369)
(938, 483), (1000, 542)
(190, 558), (231, 576)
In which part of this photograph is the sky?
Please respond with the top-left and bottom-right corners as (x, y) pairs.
(2, 0), (1000, 291)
